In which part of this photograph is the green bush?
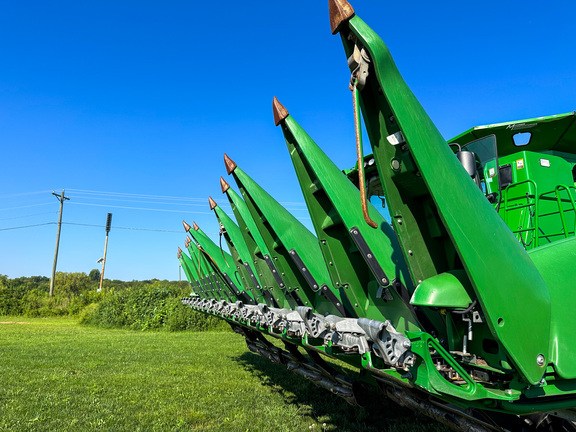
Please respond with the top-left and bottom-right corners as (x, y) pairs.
(79, 284), (225, 332)
(0, 273), (224, 333)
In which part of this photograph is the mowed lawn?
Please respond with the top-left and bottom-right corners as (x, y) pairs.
(0, 318), (447, 431)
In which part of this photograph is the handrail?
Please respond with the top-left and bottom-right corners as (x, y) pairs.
(501, 181), (576, 247)
(553, 185), (576, 239)
(501, 180), (538, 248)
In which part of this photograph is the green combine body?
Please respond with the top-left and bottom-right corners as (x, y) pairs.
(176, 1), (576, 430)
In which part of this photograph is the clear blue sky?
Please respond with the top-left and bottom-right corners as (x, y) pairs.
(1, 0), (575, 281)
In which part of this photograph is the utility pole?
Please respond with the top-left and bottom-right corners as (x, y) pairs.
(98, 213), (112, 291)
(49, 190), (70, 297)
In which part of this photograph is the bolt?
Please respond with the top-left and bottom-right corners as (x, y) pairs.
(367, 253), (373, 259)
(537, 354), (545, 367)
(403, 340), (411, 349)
(505, 389), (513, 395)
(408, 250), (413, 255)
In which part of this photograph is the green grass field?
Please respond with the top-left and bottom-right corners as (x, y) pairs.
(0, 318), (447, 431)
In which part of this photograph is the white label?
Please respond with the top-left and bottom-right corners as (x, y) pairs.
(540, 159), (550, 167)
(516, 159), (525, 169)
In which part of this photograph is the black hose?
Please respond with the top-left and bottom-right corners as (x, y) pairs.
(451, 299), (478, 315)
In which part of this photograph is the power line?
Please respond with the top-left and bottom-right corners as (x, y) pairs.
(62, 222), (191, 233)
(0, 222), (55, 231)
(69, 195), (233, 208)
(0, 191), (52, 199)
(0, 220), (217, 235)
(0, 211), (58, 222)
(0, 203), (54, 212)
(68, 202), (214, 214)
(66, 188), (308, 207)
(67, 189), (214, 202)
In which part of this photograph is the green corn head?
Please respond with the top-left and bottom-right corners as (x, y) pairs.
(177, 1), (576, 429)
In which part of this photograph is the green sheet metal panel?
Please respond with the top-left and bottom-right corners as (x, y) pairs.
(222, 185), (292, 309)
(229, 163), (344, 315)
(529, 236), (576, 379)
(342, 14), (551, 384)
(178, 252), (200, 296)
(188, 228), (248, 302)
(212, 202), (277, 307)
(279, 109), (421, 331)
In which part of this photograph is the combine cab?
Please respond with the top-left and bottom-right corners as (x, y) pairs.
(177, 1), (576, 430)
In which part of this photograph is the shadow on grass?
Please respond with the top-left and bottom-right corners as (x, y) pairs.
(232, 350), (449, 432)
